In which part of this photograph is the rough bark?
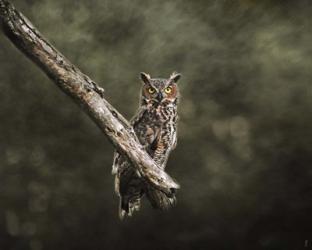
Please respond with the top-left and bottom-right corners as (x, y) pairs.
(0, 0), (179, 193)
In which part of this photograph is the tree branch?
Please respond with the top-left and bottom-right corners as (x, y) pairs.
(0, 0), (179, 193)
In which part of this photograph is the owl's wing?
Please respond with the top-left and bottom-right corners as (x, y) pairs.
(171, 128), (178, 150)
(130, 105), (147, 127)
(112, 106), (147, 175)
(112, 151), (122, 175)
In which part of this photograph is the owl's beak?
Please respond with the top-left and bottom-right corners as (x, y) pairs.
(156, 92), (163, 102)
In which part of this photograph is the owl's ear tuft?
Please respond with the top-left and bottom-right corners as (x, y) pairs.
(140, 72), (151, 84)
(169, 72), (182, 83)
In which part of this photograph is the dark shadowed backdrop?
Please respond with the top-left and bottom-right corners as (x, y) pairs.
(1, 0), (312, 249)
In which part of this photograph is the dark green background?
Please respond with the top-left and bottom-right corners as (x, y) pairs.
(1, 0), (312, 249)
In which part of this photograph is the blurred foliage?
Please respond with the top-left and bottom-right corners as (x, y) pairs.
(0, 0), (312, 249)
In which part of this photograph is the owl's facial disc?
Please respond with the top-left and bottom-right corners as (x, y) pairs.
(140, 73), (181, 105)
(142, 83), (178, 104)
(142, 84), (158, 104)
(162, 83), (178, 103)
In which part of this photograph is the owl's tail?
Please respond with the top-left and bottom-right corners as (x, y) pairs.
(146, 186), (177, 210)
(119, 195), (142, 220)
(115, 167), (144, 219)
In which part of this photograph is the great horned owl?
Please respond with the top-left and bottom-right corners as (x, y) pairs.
(112, 72), (181, 219)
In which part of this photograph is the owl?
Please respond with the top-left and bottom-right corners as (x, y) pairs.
(112, 72), (181, 219)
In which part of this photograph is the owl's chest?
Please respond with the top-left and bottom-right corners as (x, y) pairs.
(134, 105), (177, 144)
(143, 105), (175, 125)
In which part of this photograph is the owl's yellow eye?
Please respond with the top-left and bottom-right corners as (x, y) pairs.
(164, 86), (172, 94)
(148, 87), (156, 94)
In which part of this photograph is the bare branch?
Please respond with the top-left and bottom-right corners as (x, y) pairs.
(0, 0), (179, 193)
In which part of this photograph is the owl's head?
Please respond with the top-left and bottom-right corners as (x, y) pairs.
(139, 72), (181, 105)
